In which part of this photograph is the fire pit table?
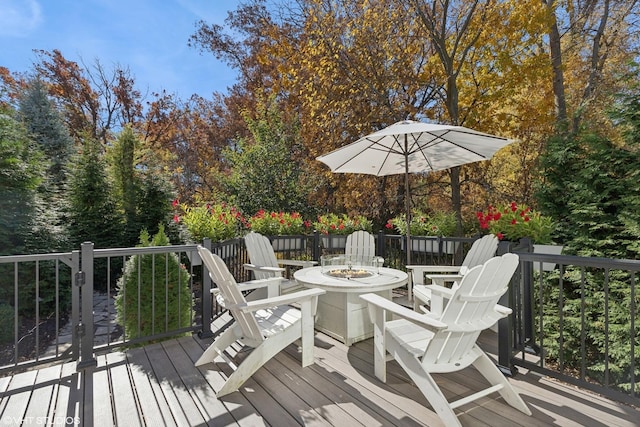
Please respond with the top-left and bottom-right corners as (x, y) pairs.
(293, 255), (408, 346)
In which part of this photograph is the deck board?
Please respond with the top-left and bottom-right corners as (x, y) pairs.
(126, 346), (177, 427)
(1, 330), (639, 426)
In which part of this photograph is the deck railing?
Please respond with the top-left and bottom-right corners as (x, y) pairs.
(1, 233), (638, 407)
(504, 239), (640, 406)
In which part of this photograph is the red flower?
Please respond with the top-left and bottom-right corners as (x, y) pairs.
(173, 214), (180, 223)
(172, 199), (179, 208)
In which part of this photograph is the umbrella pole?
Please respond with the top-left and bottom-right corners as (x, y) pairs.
(404, 137), (411, 267)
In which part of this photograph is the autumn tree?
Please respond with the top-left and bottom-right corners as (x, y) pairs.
(188, 2), (284, 201)
(543, 0), (639, 133)
(34, 49), (143, 145)
(141, 94), (233, 203)
(194, 0), (446, 223)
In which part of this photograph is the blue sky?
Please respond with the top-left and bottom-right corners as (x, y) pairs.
(0, 0), (244, 99)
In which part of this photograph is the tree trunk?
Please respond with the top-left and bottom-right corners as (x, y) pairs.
(544, 0), (568, 131)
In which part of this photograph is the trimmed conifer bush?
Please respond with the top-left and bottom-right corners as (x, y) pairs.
(115, 225), (192, 341)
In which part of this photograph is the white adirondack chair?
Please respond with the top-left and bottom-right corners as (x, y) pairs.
(244, 231), (316, 294)
(360, 253), (531, 426)
(195, 246), (325, 397)
(409, 234), (498, 309)
(345, 230), (383, 265)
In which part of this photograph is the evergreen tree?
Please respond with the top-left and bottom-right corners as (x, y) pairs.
(537, 131), (640, 259)
(67, 133), (122, 250)
(136, 170), (176, 242)
(0, 107), (44, 255)
(0, 107), (59, 321)
(107, 126), (175, 246)
(107, 125), (140, 245)
(18, 79), (73, 189)
(18, 79), (74, 252)
(610, 82), (640, 257)
(535, 90), (640, 394)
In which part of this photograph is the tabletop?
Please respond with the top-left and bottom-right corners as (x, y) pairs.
(293, 266), (408, 293)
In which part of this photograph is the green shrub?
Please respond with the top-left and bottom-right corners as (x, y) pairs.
(0, 302), (15, 343)
(115, 225), (192, 341)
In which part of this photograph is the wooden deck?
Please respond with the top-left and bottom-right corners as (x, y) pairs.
(1, 314), (639, 426)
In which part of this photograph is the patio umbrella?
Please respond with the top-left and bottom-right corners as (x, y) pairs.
(316, 120), (514, 264)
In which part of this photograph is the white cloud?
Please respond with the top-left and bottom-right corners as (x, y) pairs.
(0, 0), (43, 37)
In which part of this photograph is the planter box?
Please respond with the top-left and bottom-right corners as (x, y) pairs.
(186, 240), (237, 265)
(533, 244), (564, 272)
(322, 235), (347, 250)
(401, 238), (459, 254)
(271, 236), (306, 252)
(186, 249), (201, 266)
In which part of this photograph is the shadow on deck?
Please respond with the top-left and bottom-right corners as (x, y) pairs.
(1, 317), (639, 426)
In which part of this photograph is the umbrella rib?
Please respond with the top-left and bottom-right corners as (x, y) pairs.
(436, 129), (507, 158)
(406, 130), (507, 160)
(366, 136), (409, 176)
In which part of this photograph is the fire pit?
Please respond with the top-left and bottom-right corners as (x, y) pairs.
(320, 255), (383, 279)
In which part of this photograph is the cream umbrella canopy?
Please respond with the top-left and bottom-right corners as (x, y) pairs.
(316, 120), (514, 265)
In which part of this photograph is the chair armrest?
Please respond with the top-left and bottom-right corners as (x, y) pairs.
(406, 266), (463, 297)
(278, 259), (318, 268)
(425, 273), (463, 287)
(211, 277), (282, 299)
(237, 288), (326, 312)
(495, 304), (512, 316)
(236, 277), (283, 292)
(407, 265), (463, 274)
(243, 263), (286, 274)
(359, 293), (446, 331)
(242, 264), (286, 276)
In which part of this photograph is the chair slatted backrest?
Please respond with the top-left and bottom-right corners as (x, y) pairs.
(423, 253), (518, 366)
(459, 234), (499, 274)
(244, 232), (282, 281)
(197, 246), (264, 343)
(345, 231), (375, 260)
